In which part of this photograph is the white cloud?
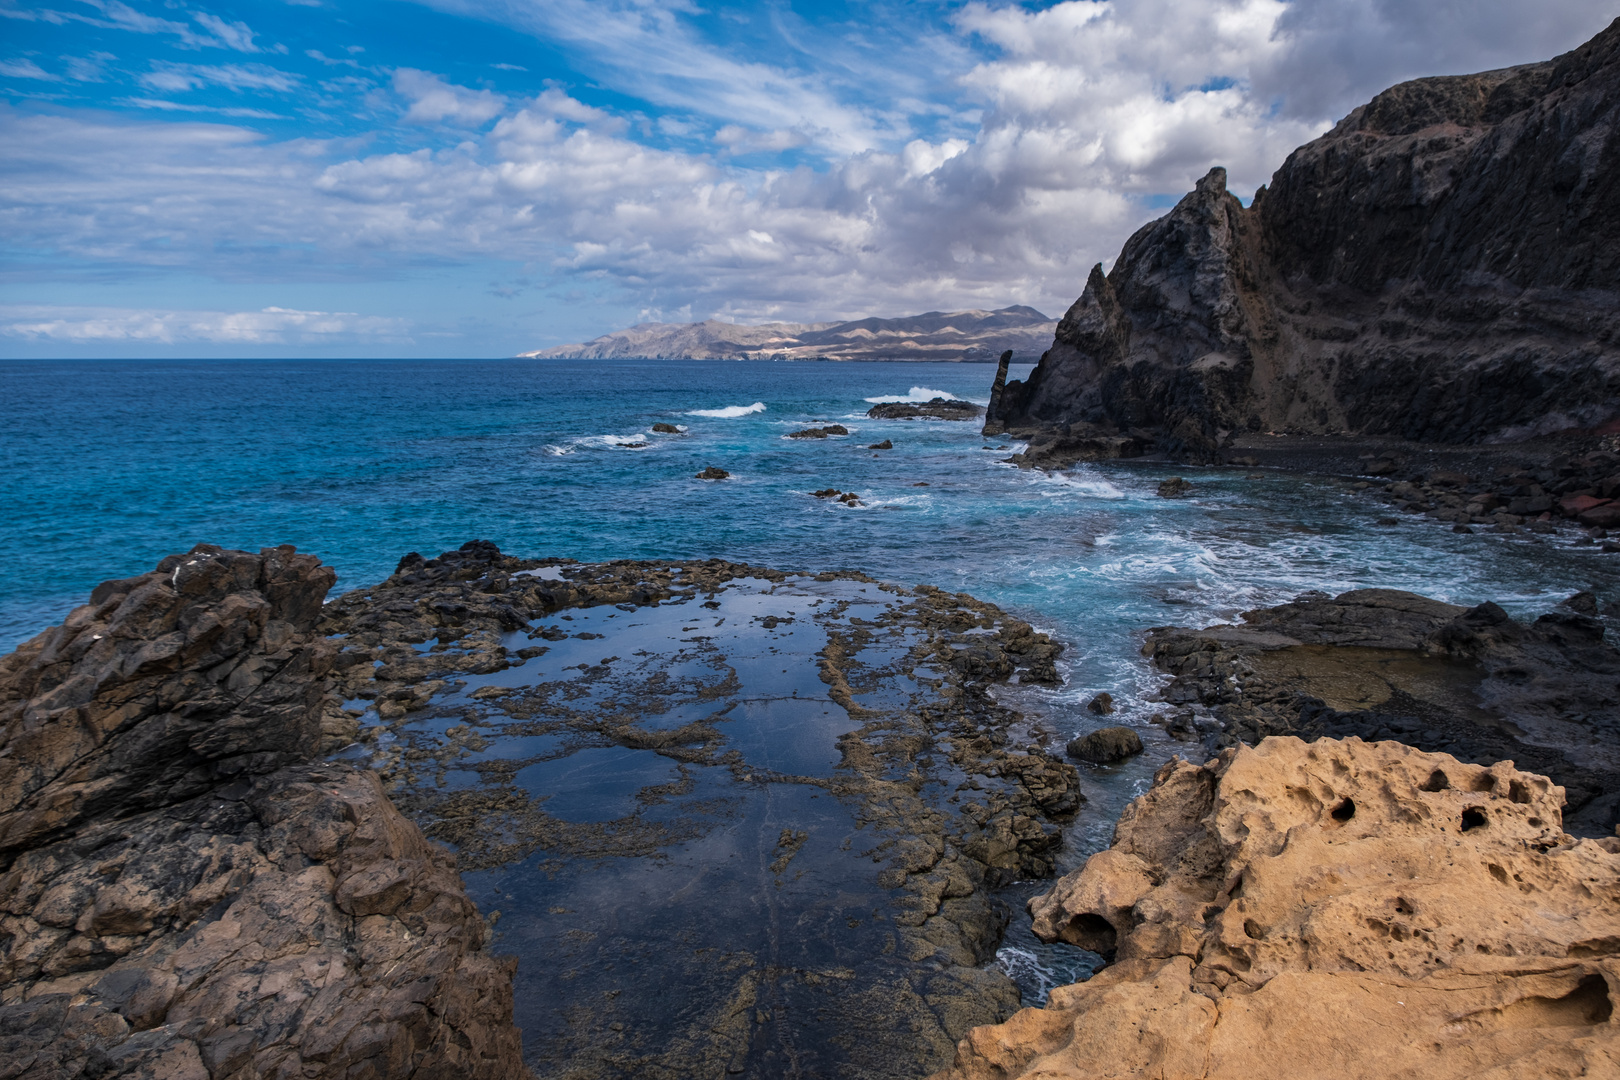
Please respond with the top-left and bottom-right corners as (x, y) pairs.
(122, 97), (285, 118)
(393, 68), (505, 126)
(192, 13), (259, 52)
(0, 304), (411, 344)
(138, 61), (299, 94)
(3, 0), (1614, 347)
(0, 58), (63, 81)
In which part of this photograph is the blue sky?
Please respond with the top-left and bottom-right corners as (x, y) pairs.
(1, 0), (1613, 357)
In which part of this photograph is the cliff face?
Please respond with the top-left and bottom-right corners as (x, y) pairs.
(932, 737), (1620, 1080)
(987, 19), (1620, 460)
(0, 545), (527, 1080)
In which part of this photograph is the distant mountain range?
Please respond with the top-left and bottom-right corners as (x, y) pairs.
(518, 306), (1056, 361)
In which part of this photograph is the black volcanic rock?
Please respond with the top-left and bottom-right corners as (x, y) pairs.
(867, 398), (985, 420)
(0, 546), (529, 1080)
(987, 19), (1620, 461)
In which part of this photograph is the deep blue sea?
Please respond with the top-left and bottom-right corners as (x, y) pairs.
(6, 357), (1617, 1005)
(10, 355), (1616, 810)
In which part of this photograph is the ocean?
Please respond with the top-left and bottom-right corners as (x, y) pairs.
(5, 356), (1616, 1031)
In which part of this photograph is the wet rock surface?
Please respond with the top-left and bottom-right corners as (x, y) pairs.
(934, 736), (1620, 1080)
(1143, 587), (1620, 834)
(316, 542), (1080, 1078)
(985, 20), (1620, 461)
(0, 544), (526, 1080)
(1064, 727), (1141, 766)
(867, 399), (986, 421)
(786, 425), (850, 440)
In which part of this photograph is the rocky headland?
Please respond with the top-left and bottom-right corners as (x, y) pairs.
(985, 19), (1620, 465)
(933, 736), (1620, 1080)
(0, 545), (527, 1080)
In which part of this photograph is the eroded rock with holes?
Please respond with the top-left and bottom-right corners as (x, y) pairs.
(933, 736), (1620, 1080)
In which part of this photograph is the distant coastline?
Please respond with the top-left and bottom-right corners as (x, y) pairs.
(519, 304), (1055, 362)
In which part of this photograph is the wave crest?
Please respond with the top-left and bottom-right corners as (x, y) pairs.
(863, 386), (955, 404)
(687, 402), (766, 418)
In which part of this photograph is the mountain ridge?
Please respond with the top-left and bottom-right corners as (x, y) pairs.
(519, 305), (1054, 361)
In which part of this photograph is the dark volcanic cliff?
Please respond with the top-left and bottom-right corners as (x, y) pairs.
(986, 19), (1620, 460)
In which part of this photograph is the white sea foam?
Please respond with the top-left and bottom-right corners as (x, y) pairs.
(543, 433), (648, 455)
(862, 386), (955, 404)
(687, 402), (766, 418)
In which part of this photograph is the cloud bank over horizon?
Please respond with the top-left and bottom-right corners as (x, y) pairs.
(1, 0), (1613, 357)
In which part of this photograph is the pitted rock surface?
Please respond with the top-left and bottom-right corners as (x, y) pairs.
(933, 737), (1620, 1080)
(0, 545), (527, 1080)
(987, 19), (1620, 461)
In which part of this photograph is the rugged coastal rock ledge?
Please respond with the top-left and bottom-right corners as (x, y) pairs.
(986, 20), (1620, 463)
(0, 545), (527, 1080)
(1144, 587), (1620, 835)
(933, 737), (1620, 1079)
(0, 541), (1085, 1078)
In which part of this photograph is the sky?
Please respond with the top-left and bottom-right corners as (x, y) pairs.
(1, 0), (1614, 358)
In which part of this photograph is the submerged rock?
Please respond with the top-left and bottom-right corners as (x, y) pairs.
(984, 20), (1620, 458)
(0, 545), (527, 1080)
(935, 737), (1620, 1080)
(1156, 477), (1193, 498)
(695, 465), (730, 479)
(651, 422), (681, 434)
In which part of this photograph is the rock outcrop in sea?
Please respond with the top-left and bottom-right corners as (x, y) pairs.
(985, 19), (1620, 462)
(933, 736), (1620, 1080)
(0, 545), (527, 1080)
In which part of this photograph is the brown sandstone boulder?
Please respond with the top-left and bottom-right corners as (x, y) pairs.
(933, 736), (1620, 1080)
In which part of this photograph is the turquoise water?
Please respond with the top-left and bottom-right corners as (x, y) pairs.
(10, 355), (1615, 809)
(6, 357), (1617, 1003)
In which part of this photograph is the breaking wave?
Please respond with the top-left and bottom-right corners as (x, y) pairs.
(687, 402), (766, 418)
(863, 386), (955, 404)
(543, 433), (648, 455)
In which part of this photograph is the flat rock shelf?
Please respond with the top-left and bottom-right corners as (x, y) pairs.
(319, 543), (1084, 1079)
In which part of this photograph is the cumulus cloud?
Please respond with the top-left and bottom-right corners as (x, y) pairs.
(3, 0), (1614, 348)
(393, 68), (505, 126)
(0, 304), (411, 344)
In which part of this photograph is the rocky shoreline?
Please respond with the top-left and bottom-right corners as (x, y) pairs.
(0, 545), (526, 1080)
(2, 541), (1090, 1079)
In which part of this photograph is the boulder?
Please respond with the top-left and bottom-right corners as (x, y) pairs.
(1065, 726), (1142, 764)
(695, 466), (730, 480)
(934, 737), (1620, 1080)
(651, 422), (681, 434)
(1085, 692), (1115, 715)
(868, 439), (893, 450)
